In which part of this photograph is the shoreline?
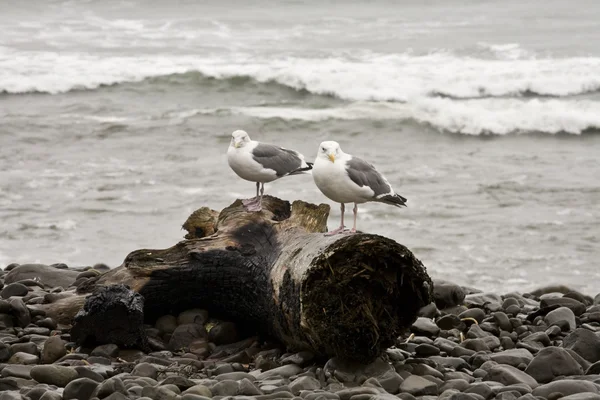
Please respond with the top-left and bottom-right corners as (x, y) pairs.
(1, 262), (599, 399)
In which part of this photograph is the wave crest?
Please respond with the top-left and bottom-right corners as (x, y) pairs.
(2, 49), (600, 100)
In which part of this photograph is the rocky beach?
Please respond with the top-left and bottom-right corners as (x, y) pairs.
(1, 261), (600, 400)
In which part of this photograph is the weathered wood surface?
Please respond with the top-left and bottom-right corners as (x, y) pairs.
(42, 196), (432, 362)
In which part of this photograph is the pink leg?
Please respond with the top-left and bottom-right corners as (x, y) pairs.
(242, 182), (261, 207)
(246, 183), (264, 212)
(325, 203), (346, 235)
(350, 203), (358, 233)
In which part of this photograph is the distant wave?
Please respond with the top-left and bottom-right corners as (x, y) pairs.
(2, 49), (600, 100)
(183, 98), (600, 135)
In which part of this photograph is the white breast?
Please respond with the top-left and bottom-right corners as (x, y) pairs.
(227, 143), (278, 183)
(312, 156), (373, 204)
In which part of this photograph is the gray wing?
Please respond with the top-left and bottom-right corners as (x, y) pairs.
(346, 157), (392, 197)
(346, 157), (407, 206)
(252, 143), (303, 177)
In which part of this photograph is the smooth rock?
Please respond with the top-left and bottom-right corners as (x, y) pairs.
(289, 376), (321, 395)
(540, 297), (586, 316)
(63, 377), (99, 400)
(1, 283), (29, 299)
(1, 364), (33, 379)
(489, 349), (533, 368)
(256, 364), (303, 380)
(177, 309), (209, 326)
(433, 281), (466, 309)
(207, 321), (239, 345)
(31, 364), (79, 387)
(464, 293), (502, 307)
(411, 318), (440, 336)
(544, 306), (576, 330)
(9, 342), (38, 357)
(459, 308), (486, 323)
(436, 315), (466, 331)
(132, 362), (159, 379)
(155, 315), (177, 335)
(398, 375), (438, 396)
(238, 377), (262, 395)
(141, 386), (178, 400)
(8, 352), (39, 365)
(525, 346), (583, 383)
(485, 364), (538, 388)
(91, 344), (119, 358)
(9, 298), (30, 327)
(211, 379), (239, 396)
(168, 323), (207, 351)
(41, 336), (67, 364)
(102, 393), (128, 400)
(563, 328), (600, 362)
(95, 377), (127, 398)
(182, 384), (212, 397)
(532, 380), (599, 397)
(560, 394), (600, 400)
(39, 392), (62, 400)
(415, 343), (441, 356)
(5, 264), (80, 289)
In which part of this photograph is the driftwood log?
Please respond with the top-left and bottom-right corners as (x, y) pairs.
(43, 196), (432, 362)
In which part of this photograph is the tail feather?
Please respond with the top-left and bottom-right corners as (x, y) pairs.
(377, 193), (407, 208)
(287, 162), (313, 176)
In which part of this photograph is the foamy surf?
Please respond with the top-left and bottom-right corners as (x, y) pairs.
(186, 98), (600, 135)
(2, 49), (600, 100)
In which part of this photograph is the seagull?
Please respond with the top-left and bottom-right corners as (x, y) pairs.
(312, 140), (407, 235)
(227, 130), (313, 212)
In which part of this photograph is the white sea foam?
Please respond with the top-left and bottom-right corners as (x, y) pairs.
(2, 48), (600, 100)
(221, 98), (600, 135)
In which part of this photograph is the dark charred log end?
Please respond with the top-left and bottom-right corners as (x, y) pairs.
(182, 207), (220, 239)
(302, 234), (432, 363)
(71, 284), (150, 352)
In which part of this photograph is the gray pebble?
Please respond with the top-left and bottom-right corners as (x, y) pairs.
(31, 364), (79, 387)
(63, 377), (99, 400)
(1, 283), (29, 299)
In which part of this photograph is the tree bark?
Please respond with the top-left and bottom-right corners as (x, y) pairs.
(42, 196), (432, 362)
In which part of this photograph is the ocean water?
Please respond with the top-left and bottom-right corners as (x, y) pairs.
(1, 0), (599, 295)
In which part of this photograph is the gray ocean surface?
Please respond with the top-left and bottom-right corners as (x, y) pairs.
(1, 0), (599, 295)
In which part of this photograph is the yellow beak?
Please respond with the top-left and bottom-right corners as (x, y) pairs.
(234, 142), (241, 148)
(328, 153), (335, 162)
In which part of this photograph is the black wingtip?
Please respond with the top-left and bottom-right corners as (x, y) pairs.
(379, 193), (408, 207)
(287, 162), (313, 175)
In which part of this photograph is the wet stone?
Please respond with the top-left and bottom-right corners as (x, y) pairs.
(9, 342), (39, 356)
(91, 344), (119, 358)
(525, 346), (583, 383)
(208, 321), (239, 345)
(562, 328), (600, 363)
(544, 306), (576, 331)
(415, 343), (441, 356)
(411, 318), (440, 336)
(8, 352), (39, 365)
(459, 308), (486, 323)
(63, 377), (99, 400)
(155, 315), (177, 335)
(436, 315), (466, 331)
(1, 364), (33, 379)
(399, 375), (438, 396)
(433, 282), (466, 309)
(1, 283), (29, 299)
(41, 336), (67, 364)
(31, 364), (79, 387)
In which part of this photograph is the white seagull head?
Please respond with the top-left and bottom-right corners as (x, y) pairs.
(318, 140), (342, 163)
(230, 130), (251, 149)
